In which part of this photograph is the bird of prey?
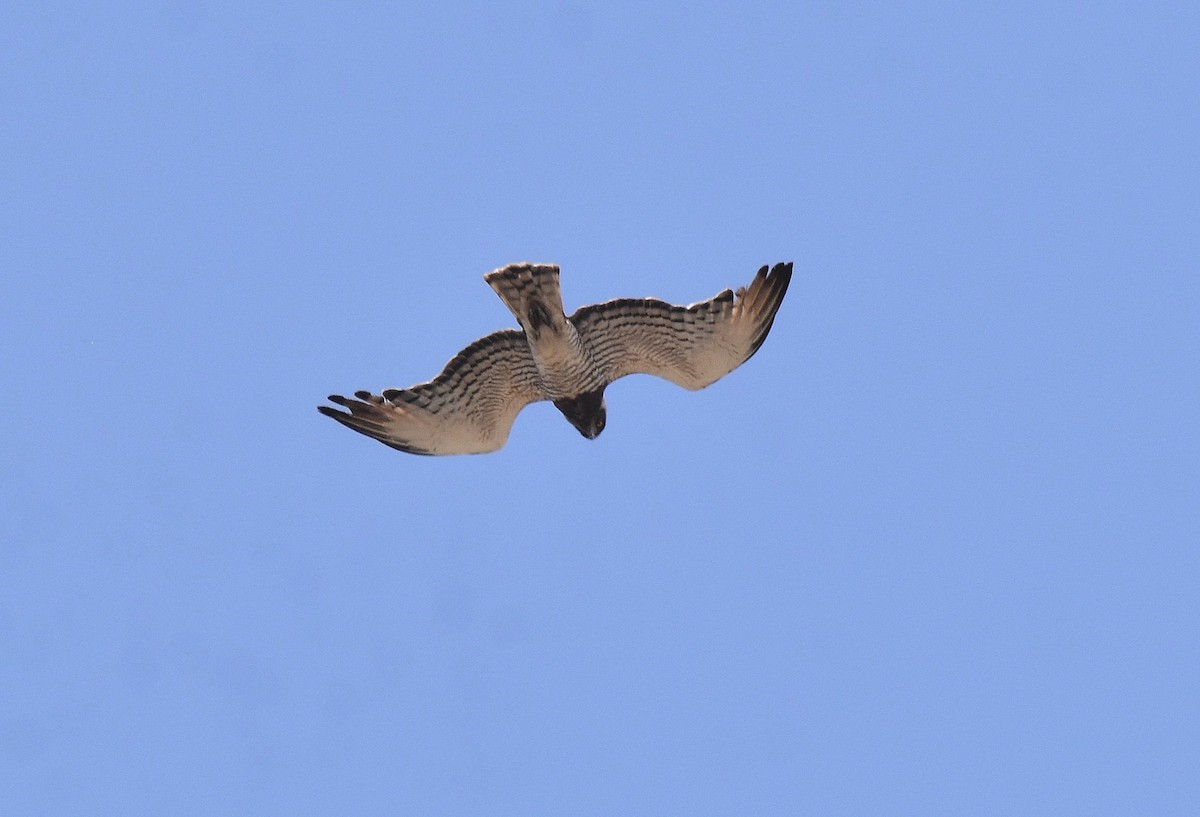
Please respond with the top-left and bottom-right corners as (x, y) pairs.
(319, 261), (793, 455)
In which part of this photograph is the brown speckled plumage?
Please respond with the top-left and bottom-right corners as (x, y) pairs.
(319, 261), (793, 455)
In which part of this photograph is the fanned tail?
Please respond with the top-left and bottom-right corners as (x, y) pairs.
(483, 262), (567, 340)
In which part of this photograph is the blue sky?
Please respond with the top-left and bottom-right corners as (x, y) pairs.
(3, 2), (1197, 814)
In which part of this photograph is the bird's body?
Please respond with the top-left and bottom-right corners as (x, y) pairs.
(319, 261), (793, 455)
(485, 264), (608, 399)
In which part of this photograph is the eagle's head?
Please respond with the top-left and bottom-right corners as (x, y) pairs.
(553, 388), (607, 440)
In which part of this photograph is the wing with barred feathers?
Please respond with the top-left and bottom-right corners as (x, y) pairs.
(570, 262), (793, 391)
(318, 329), (545, 455)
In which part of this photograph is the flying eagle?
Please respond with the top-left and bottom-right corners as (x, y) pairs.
(319, 261), (793, 455)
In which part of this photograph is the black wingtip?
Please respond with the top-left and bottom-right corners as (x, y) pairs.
(318, 403), (358, 424)
(743, 261), (794, 358)
(769, 261), (793, 296)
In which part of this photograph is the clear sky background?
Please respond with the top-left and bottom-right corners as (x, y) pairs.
(3, 2), (1197, 815)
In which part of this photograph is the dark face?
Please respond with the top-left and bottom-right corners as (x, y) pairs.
(553, 388), (607, 440)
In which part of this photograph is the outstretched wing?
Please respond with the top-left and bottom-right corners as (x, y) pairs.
(318, 329), (545, 455)
(571, 262), (792, 391)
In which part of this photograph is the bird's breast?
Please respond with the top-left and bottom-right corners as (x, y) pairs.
(529, 330), (605, 399)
